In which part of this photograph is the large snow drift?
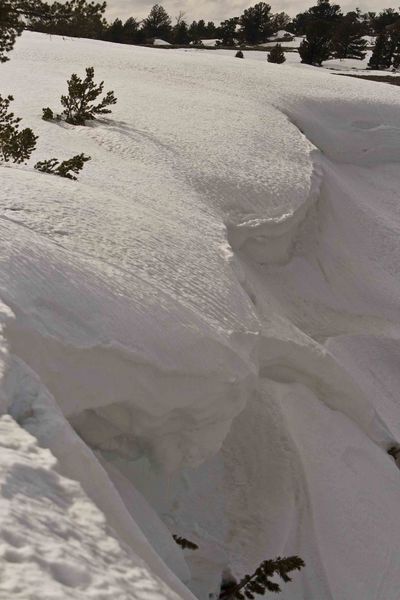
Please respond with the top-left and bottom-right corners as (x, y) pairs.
(1, 31), (400, 599)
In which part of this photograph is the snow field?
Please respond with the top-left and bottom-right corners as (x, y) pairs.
(1, 31), (400, 599)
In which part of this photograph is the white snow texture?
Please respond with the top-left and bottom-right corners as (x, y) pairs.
(1, 31), (400, 599)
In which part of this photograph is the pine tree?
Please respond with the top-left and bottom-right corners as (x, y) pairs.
(206, 21), (217, 38)
(171, 18), (190, 45)
(220, 556), (305, 599)
(34, 153), (91, 180)
(299, 20), (332, 65)
(270, 12), (291, 32)
(28, 0), (107, 40)
(105, 18), (124, 43)
(43, 67), (117, 126)
(0, 94), (37, 163)
(0, 0), (24, 62)
(307, 0), (342, 23)
(267, 43), (286, 63)
(142, 4), (171, 40)
(388, 22), (400, 70)
(388, 445), (400, 460)
(122, 17), (142, 44)
(372, 8), (400, 35)
(239, 2), (273, 45)
(392, 41), (400, 70)
(368, 33), (392, 69)
(218, 17), (239, 46)
(173, 535), (199, 550)
(293, 0), (342, 36)
(332, 12), (367, 59)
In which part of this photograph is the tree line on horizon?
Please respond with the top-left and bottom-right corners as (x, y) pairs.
(3, 0), (400, 67)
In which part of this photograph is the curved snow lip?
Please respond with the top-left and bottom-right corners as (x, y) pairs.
(3, 310), (257, 473)
(0, 206), (260, 474)
(226, 152), (322, 265)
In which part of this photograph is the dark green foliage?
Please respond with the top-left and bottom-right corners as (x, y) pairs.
(267, 43), (286, 63)
(220, 556), (305, 599)
(188, 19), (216, 42)
(173, 535), (199, 550)
(235, 50), (244, 58)
(239, 2), (273, 45)
(105, 17), (123, 42)
(0, 0), (24, 62)
(142, 4), (171, 40)
(103, 16), (144, 44)
(392, 46), (400, 70)
(368, 33), (392, 69)
(122, 17), (143, 44)
(297, 1), (345, 65)
(299, 21), (333, 65)
(34, 153), (90, 179)
(388, 24), (400, 70)
(332, 11), (367, 59)
(372, 8), (400, 34)
(270, 12), (291, 32)
(0, 94), (37, 163)
(171, 15), (190, 45)
(189, 19), (219, 43)
(188, 19), (205, 42)
(217, 17), (238, 46)
(368, 22), (400, 70)
(42, 106), (56, 120)
(306, 0), (342, 24)
(388, 445), (400, 460)
(45, 67), (117, 126)
(293, 0), (342, 35)
(28, 0), (107, 39)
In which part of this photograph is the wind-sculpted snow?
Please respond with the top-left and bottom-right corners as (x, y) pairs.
(0, 414), (194, 600)
(1, 31), (400, 600)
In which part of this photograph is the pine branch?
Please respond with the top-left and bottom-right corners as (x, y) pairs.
(221, 556), (305, 599)
(173, 535), (199, 551)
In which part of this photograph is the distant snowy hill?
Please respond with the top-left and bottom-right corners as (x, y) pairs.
(1, 31), (400, 599)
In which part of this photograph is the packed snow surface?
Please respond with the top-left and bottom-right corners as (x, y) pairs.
(1, 31), (400, 599)
(0, 414), (192, 599)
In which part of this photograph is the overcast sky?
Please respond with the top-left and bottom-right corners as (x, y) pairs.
(106, 0), (397, 23)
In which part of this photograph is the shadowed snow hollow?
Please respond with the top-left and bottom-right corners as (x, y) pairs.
(0, 414), (195, 600)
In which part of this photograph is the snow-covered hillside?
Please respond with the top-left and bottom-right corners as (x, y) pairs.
(1, 31), (400, 599)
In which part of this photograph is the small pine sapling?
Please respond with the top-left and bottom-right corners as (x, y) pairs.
(388, 445), (400, 460)
(42, 107), (57, 121)
(173, 535), (199, 550)
(43, 67), (117, 126)
(0, 94), (37, 163)
(34, 153), (91, 180)
(235, 50), (244, 58)
(267, 44), (286, 64)
(220, 556), (305, 598)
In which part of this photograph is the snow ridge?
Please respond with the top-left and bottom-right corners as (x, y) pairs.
(1, 31), (400, 600)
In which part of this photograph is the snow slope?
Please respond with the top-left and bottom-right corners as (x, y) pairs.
(1, 31), (400, 599)
(0, 413), (191, 599)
